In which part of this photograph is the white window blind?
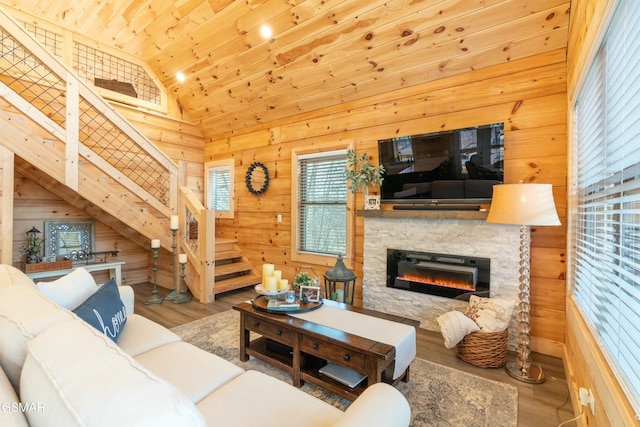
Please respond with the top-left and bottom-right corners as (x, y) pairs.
(298, 151), (347, 256)
(572, 0), (640, 413)
(207, 166), (231, 211)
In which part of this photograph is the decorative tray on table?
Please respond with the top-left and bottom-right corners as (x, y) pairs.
(254, 284), (290, 296)
(251, 294), (323, 314)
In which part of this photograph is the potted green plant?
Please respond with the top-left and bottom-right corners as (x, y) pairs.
(293, 266), (320, 291)
(345, 149), (385, 209)
(21, 233), (44, 264)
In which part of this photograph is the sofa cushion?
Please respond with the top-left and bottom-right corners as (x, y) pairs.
(197, 370), (342, 427)
(36, 267), (97, 311)
(0, 285), (75, 392)
(117, 314), (181, 357)
(134, 341), (244, 403)
(0, 264), (37, 289)
(73, 278), (126, 342)
(0, 366), (29, 427)
(20, 320), (205, 427)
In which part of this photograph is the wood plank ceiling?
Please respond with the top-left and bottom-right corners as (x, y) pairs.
(3, 0), (570, 138)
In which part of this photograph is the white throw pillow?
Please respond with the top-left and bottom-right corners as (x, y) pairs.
(465, 295), (515, 332)
(436, 311), (480, 349)
(36, 268), (97, 311)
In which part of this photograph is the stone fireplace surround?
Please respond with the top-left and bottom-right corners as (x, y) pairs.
(362, 214), (521, 348)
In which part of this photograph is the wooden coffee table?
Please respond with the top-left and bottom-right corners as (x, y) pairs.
(233, 299), (420, 401)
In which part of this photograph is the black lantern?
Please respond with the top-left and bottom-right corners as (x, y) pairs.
(24, 227), (42, 264)
(323, 255), (356, 305)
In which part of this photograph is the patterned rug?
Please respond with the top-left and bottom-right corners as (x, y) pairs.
(171, 310), (517, 427)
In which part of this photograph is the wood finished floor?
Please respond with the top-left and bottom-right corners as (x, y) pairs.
(133, 283), (575, 427)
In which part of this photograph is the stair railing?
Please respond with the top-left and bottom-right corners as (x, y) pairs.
(179, 186), (215, 303)
(0, 7), (178, 217)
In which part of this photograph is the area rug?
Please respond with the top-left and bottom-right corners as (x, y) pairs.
(171, 310), (518, 427)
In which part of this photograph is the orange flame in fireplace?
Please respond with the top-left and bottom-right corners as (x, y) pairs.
(397, 274), (476, 291)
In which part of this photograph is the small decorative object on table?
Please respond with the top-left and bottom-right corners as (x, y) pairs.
(293, 265), (319, 291)
(323, 254), (356, 305)
(299, 285), (321, 303)
(21, 226), (43, 265)
(22, 258), (73, 273)
(285, 290), (296, 303)
(258, 263), (289, 295)
(251, 294), (322, 314)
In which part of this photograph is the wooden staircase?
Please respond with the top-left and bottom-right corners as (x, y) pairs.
(214, 238), (261, 295)
(0, 10), (262, 302)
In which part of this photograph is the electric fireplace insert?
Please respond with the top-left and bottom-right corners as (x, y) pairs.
(386, 249), (490, 300)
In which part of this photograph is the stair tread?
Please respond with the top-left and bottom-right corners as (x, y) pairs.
(215, 261), (254, 276)
(214, 274), (262, 294)
(215, 238), (237, 245)
(215, 250), (243, 261)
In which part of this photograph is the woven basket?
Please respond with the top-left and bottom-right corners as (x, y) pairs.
(456, 329), (508, 368)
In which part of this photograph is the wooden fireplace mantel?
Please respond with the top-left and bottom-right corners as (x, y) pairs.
(357, 208), (489, 220)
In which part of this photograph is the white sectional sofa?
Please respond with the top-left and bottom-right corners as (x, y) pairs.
(0, 264), (411, 426)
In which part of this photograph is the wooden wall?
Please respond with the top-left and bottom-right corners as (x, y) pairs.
(563, 0), (640, 425)
(12, 177), (148, 285)
(207, 48), (568, 356)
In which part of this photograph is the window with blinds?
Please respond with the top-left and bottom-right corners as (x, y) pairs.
(298, 150), (347, 256)
(572, 0), (640, 413)
(206, 160), (234, 218)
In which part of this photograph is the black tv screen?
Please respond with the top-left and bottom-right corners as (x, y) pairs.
(378, 123), (504, 204)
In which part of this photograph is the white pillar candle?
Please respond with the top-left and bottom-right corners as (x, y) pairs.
(170, 215), (179, 230)
(151, 239), (160, 249)
(278, 279), (289, 290)
(179, 254), (187, 264)
(264, 276), (277, 291)
(262, 264), (275, 287)
(273, 270), (282, 281)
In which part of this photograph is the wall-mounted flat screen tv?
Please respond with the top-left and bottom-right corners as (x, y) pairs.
(378, 122), (504, 205)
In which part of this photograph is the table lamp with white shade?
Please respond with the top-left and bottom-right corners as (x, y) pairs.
(486, 183), (560, 384)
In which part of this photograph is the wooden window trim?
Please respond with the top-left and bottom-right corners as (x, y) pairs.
(205, 158), (234, 219)
(291, 141), (355, 269)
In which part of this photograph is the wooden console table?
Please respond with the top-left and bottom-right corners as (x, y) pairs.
(233, 299), (419, 401)
(26, 261), (125, 285)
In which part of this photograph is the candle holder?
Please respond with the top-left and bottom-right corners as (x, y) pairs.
(174, 259), (191, 304)
(164, 228), (179, 301)
(145, 246), (164, 305)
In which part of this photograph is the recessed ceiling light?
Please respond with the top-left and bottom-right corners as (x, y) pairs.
(260, 25), (272, 40)
(176, 72), (185, 83)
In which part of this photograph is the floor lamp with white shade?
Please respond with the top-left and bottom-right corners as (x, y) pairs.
(486, 183), (561, 384)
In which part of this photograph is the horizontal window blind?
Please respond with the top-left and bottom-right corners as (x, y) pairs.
(207, 166), (230, 211)
(572, 0), (640, 413)
(298, 151), (347, 256)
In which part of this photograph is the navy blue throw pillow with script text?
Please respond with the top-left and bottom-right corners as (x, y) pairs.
(73, 278), (127, 342)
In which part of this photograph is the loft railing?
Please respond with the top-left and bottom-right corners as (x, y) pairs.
(0, 8), (178, 216)
(179, 186), (215, 303)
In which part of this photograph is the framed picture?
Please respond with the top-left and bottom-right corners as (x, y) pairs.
(364, 195), (380, 210)
(300, 285), (321, 303)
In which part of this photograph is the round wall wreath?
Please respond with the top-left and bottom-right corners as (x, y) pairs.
(245, 162), (269, 195)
